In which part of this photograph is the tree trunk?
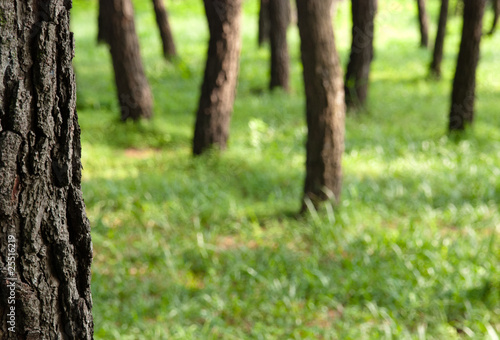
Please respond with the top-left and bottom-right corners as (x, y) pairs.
(152, 0), (177, 60)
(344, 0), (377, 109)
(416, 0), (430, 48)
(259, 0), (271, 47)
(430, 0), (449, 78)
(99, 0), (154, 121)
(0, 1), (93, 338)
(269, 0), (291, 91)
(98, 0), (111, 44)
(449, 0), (486, 131)
(296, 0), (346, 210)
(193, 0), (243, 155)
(488, 0), (500, 35)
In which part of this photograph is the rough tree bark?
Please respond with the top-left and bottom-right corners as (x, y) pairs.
(99, 0), (154, 121)
(0, 1), (93, 338)
(488, 0), (500, 35)
(269, 0), (291, 91)
(416, 0), (430, 48)
(152, 0), (177, 60)
(344, 0), (377, 109)
(449, 0), (487, 131)
(258, 0), (271, 47)
(296, 0), (345, 210)
(193, 0), (243, 155)
(430, 0), (449, 78)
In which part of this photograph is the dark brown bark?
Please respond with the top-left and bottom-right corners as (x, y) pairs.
(488, 0), (500, 35)
(449, 0), (486, 131)
(98, 0), (111, 44)
(417, 0), (430, 48)
(100, 0), (154, 121)
(296, 0), (345, 210)
(0, 1), (93, 339)
(152, 0), (177, 60)
(193, 0), (243, 155)
(344, 0), (377, 109)
(258, 0), (271, 47)
(269, 0), (290, 91)
(430, 0), (449, 78)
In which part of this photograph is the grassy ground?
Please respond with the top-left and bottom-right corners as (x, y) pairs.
(71, 0), (500, 338)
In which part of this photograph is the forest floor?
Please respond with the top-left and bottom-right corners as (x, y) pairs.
(72, 0), (500, 338)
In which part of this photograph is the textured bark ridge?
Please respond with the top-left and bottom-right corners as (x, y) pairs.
(296, 0), (345, 210)
(193, 0), (243, 155)
(416, 0), (430, 48)
(344, 0), (377, 109)
(0, 1), (93, 339)
(430, 0), (449, 78)
(449, 0), (486, 131)
(269, 0), (290, 91)
(99, 0), (154, 121)
(152, 0), (177, 60)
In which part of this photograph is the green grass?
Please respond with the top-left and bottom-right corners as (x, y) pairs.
(72, 0), (500, 338)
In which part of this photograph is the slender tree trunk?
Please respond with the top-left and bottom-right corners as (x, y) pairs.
(344, 0), (377, 109)
(152, 0), (177, 60)
(258, 0), (271, 47)
(98, 0), (111, 44)
(193, 0), (243, 155)
(0, 1), (93, 338)
(488, 0), (500, 35)
(449, 0), (486, 131)
(99, 0), (154, 121)
(296, 0), (345, 210)
(269, 0), (290, 91)
(430, 0), (449, 78)
(417, 0), (430, 48)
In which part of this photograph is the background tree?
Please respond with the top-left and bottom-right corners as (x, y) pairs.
(344, 0), (377, 109)
(296, 0), (345, 210)
(193, 0), (243, 155)
(98, 0), (154, 121)
(449, 0), (487, 131)
(430, 0), (449, 78)
(269, 0), (291, 91)
(416, 0), (430, 48)
(152, 0), (177, 60)
(258, 0), (271, 47)
(0, 0), (93, 338)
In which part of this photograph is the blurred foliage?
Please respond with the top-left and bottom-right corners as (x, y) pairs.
(72, 0), (500, 338)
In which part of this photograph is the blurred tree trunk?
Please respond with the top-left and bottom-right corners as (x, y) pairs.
(193, 0), (243, 155)
(344, 0), (377, 109)
(0, 1), (93, 338)
(449, 0), (486, 131)
(269, 0), (290, 91)
(416, 0), (430, 48)
(488, 0), (500, 35)
(99, 0), (154, 121)
(296, 0), (345, 210)
(152, 0), (177, 60)
(258, 0), (271, 46)
(430, 0), (449, 78)
(98, 0), (111, 44)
